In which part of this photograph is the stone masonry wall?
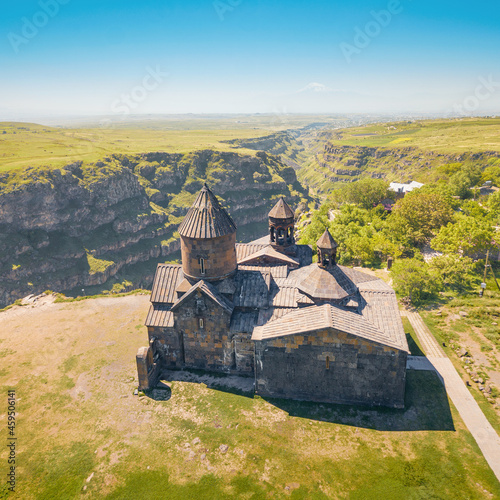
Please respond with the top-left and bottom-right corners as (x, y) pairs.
(254, 328), (407, 408)
(174, 292), (234, 372)
(233, 334), (255, 374)
(181, 233), (237, 281)
(149, 326), (184, 369)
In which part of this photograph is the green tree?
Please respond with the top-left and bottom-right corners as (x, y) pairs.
(389, 191), (454, 247)
(329, 178), (390, 210)
(428, 255), (480, 293)
(487, 190), (500, 222)
(339, 232), (375, 266)
(481, 165), (500, 187)
(449, 165), (482, 199)
(298, 209), (329, 250)
(460, 200), (490, 220)
(372, 232), (403, 260)
(391, 258), (441, 304)
(431, 214), (495, 256)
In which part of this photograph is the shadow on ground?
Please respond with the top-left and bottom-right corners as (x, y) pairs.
(264, 371), (455, 432)
(151, 369), (454, 432)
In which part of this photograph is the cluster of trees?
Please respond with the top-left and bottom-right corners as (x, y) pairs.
(298, 175), (500, 304)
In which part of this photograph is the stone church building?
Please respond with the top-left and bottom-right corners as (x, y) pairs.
(136, 184), (409, 408)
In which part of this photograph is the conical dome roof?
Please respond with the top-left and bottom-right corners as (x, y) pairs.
(178, 184), (237, 239)
(269, 197), (294, 219)
(317, 229), (338, 249)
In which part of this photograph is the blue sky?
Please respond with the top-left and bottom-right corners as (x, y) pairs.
(1, 0), (500, 117)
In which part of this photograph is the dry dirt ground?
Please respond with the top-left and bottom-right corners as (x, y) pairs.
(0, 294), (499, 499)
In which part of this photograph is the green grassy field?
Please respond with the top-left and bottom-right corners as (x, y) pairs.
(0, 295), (499, 499)
(0, 122), (273, 172)
(326, 117), (500, 152)
(0, 114), (346, 172)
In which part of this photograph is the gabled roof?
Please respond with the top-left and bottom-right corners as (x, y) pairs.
(269, 197), (294, 219)
(317, 229), (338, 249)
(178, 184), (236, 239)
(235, 242), (268, 261)
(150, 264), (184, 304)
(171, 280), (234, 314)
(237, 245), (299, 267)
(238, 264), (288, 279)
(252, 304), (407, 351)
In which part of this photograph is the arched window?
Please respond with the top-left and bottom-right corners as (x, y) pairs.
(326, 356), (330, 370)
(199, 258), (205, 275)
(199, 318), (204, 329)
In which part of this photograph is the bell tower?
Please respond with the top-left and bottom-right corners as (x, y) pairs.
(268, 197), (295, 251)
(317, 229), (338, 268)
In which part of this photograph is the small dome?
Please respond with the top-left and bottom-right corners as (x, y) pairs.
(269, 197), (294, 219)
(317, 229), (338, 249)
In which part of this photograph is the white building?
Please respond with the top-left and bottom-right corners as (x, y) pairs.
(389, 181), (424, 195)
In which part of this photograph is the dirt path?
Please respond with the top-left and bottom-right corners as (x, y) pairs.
(405, 309), (500, 482)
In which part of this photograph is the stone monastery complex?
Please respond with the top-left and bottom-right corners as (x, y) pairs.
(137, 184), (409, 408)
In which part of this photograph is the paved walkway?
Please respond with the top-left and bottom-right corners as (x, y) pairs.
(404, 309), (500, 483)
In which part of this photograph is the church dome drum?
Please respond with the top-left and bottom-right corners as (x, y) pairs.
(178, 184), (237, 281)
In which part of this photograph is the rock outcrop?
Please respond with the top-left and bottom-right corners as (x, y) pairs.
(0, 151), (308, 307)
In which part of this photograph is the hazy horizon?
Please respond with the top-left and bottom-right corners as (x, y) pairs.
(1, 0), (500, 120)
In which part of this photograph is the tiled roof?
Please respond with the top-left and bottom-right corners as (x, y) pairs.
(293, 264), (358, 300)
(317, 229), (338, 249)
(269, 197), (294, 219)
(237, 245), (299, 267)
(230, 310), (259, 333)
(150, 264), (184, 304)
(145, 305), (174, 328)
(257, 307), (295, 325)
(235, 243), (268, 261)
(252, 304), (407, 350)
(357, 279), (393, 291)
(269, 284), (298, 308)
(296, 291), (315, 305)
(236, 241), (313, 268)
(295, 244), (314, 267)
(171, 280), (234, 315)
(233, 270), (270, 309)
(247, 235), (270, 245)
(238, 264), (288, 279)
(216, 277), (237, 295)
(178, 184), (236, 239)
(341, 267), (380, 285)
(359, 290), (407, 350)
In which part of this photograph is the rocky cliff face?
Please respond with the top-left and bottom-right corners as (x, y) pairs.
(225, 130), (500, 195)
(305, 144), (500, 193)
(0, 151), (308, 307)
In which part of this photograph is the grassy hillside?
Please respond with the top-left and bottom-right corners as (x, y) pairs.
(0, 122), (273, 172)
(0, 294), (499, 499)
(297, 118), (500, 195)
(325, 118), (500, 152)
(0, 115), (353, 173)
